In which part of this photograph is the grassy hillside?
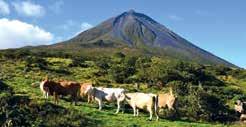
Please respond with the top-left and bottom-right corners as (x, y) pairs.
(0, 50), (246, 126)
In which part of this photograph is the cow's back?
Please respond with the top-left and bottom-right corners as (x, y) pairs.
(55, 81), (80, 95)
(128, 93), (154, 109)
(97, 88), (125, 101)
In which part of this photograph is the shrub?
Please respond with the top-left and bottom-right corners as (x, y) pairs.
(172, 81), (236, 122)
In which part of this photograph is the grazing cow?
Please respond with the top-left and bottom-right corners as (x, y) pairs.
(125, 93), (159, 121)
(40, 78), (81, 105)
(158, 88), (176, 111)
(85, 87), (126, 114)
(80, 82), (94, 103)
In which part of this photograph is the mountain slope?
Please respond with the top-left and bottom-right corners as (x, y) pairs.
(52, 10), (235, 67)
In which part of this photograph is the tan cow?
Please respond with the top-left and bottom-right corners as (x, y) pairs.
(40, 78), (81, 105)
(125, 93), (159, 121)
(158, 88), (176, 111)
(80, 82), (94, 103)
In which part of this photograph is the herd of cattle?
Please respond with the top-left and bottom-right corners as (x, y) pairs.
(39, 77), (176, 121)
(39, 77), (246, 122)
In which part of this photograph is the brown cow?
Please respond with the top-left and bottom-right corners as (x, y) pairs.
(158, 88), (176, 111)
(40, 78), (80, 105)
(80, 82), (94, 103)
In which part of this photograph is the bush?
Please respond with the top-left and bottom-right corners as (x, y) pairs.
(69, 57), (85, 67)
(23, 56), (48, 72)
(172, 81), (237, 122)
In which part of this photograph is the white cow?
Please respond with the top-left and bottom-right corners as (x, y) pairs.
(125, 93), (159, 121)
(85, 87), (126, 114)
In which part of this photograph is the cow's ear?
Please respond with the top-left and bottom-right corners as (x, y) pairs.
(169, 87), (173, 95)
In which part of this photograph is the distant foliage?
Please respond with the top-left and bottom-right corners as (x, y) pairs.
(24, 56), (48, 71)
(69, 57), (86, 67)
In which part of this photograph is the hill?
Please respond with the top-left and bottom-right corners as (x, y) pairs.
(46, 9), (236, 67)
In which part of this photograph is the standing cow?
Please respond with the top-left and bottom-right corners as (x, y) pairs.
(85, 87), (126, 114)
(158, 88), (176, 111)
(125, 92), (159, 121)
(40, 78), (81, 105)
(80, 82), (94, 103)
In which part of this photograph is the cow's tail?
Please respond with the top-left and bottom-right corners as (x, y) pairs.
(152, 94), (159, 121)
(124, 93), (131, 102)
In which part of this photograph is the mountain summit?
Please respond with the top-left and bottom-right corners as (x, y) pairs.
(54, 10), (235, 67)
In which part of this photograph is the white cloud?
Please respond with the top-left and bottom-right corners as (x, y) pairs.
(168, 14), (183, 21)
(80, 22), (93, 31)
(50, 0), (64, 14)
(12, 1), (45, 17)
(73, 22), (93, 36)
(0, 0), (10, 15)
(0, 18), (53, 49)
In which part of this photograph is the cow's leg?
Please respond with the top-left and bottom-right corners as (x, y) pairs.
(147, 106), (153, 120)
(98, 99), (102, 110)
(136, 109), (139, 117)
(121, 101), (125, 113)
(132, 105), (136, 117)
(87, 95), (90, 103)
(115, 100), (121, 114)
(155, 107), (159, 121)
(54, 92), (59, 104)
(45, 92), (49, 99)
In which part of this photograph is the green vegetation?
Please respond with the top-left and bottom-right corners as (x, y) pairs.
(0, 49), (246, 126)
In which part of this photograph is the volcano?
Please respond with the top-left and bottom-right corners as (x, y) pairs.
(50, 10), (235, 67)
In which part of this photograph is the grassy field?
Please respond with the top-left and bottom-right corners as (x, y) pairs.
(0, 57), (245, 127)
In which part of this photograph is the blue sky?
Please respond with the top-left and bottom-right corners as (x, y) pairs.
(0, 0), (245, 68)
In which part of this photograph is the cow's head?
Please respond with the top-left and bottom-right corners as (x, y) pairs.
(40, 76), (52, 95)
(84, 86), (95, 95)
(167, 88), (177, 110)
